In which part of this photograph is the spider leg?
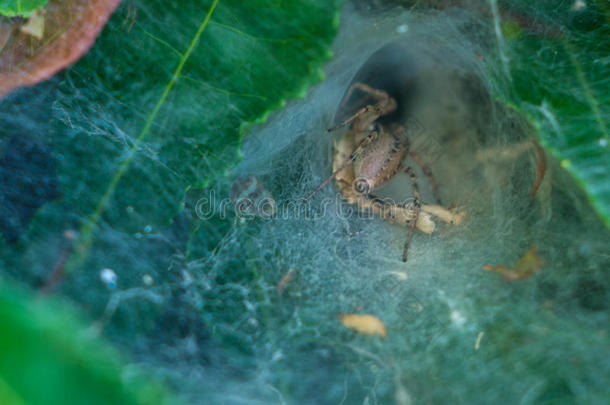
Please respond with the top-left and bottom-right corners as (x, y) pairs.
(328, 105), (373, 132)
(408, 151), (442, 205)
(401, 165), (421, 263)
(339, 82), (391, 111)
(329, 83), (397, 132)
(305, 126), (381, 202)
(338, 83), (367, 113)
(352, 191), (436, 234)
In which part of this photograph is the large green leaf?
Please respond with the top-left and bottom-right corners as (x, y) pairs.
(0, 279), (178, 405)
(26, 0), (339, 270)
(490, 1), (610, 225)
(0, 0), (341, 387)
(0, 0), (340, 375)
(0, 0), (47, 17)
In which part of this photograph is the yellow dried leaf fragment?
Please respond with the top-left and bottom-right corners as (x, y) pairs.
(483, 246), (544, 281)
(339, 314), (387, 338)
(20, 8), (45, 40)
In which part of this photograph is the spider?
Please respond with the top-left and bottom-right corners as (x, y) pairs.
(306, 83), (465, 262)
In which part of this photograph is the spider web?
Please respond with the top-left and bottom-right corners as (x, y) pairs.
(2, 1), (608, 404)
(175, 3), (609, 403)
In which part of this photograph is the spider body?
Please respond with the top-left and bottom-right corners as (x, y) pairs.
(352, 124), (408, 194)
(332, 121), (435, 232)
(306, 83), (464, 262)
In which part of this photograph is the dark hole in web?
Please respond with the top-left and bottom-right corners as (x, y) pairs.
(334, 42), (419, 127)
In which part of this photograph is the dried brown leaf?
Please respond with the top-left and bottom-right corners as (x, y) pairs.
(0, 0), (121, 98)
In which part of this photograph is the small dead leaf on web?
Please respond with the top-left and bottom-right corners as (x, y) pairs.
(339, 314), (387, 338)
(276, 268), (296, 297)
(19, 8), (45, 39)
(529, 140), (547, 199)
(483, 246), (544, 281)
(0, 0), (121, 98)
(230, 176), (277, 219)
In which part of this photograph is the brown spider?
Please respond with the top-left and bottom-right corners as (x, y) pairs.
(306, 83), (465, 262)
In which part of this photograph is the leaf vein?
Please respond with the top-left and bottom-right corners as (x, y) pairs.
(71, 0), (221, 270)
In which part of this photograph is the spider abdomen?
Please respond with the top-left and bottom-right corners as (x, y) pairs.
(354, 129), (408, 192)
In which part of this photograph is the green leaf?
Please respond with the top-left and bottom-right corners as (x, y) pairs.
(0, 0), (47, 17)
(490, 1), (610, 225)
(44, 0), (339, 268)
(0, 279), (178, 405)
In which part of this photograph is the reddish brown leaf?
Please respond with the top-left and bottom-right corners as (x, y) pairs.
(0, 0), (121, 98)
(529, 140), (548, 199)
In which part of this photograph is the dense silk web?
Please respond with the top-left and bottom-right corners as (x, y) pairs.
(3, 3), (606, 404)
(168, 6), (609, 404)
